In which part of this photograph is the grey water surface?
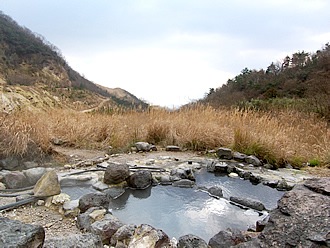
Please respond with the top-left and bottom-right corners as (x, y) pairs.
(109, 169), (284, 241)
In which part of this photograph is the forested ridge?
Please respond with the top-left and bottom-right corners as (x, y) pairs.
(201, 44), (330, 120)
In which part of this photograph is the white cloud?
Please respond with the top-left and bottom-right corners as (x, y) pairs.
(66, 44), (233, 107)
(1, 0), (329, 107)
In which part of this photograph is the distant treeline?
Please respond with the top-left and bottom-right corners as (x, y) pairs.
(200, 43), (330, 120)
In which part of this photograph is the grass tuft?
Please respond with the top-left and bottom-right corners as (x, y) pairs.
(0, 105), (329, 168)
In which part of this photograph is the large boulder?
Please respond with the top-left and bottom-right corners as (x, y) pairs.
(128, 224), (172, 248)
(33, 170), (61, 197)
(0, 217), (45, 248)
(103, 163), (130, 185)
(127, 170), (152, 189)
(43, 233), (102, 248)
(0, 170), (29, 189)
(240, 178), (330, 247)
(177, 234), (208, 248)
(78, 193), (110, 213)
(208, 228), (246, 247)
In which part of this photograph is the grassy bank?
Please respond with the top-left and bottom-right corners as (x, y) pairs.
(0, 106), (329, 168)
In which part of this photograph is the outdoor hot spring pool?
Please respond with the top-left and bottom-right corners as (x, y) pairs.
(63, 169), (284, 241)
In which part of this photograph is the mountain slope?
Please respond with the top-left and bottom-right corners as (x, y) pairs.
(200, 44), (330, 120)
(0, 11), (148, 112)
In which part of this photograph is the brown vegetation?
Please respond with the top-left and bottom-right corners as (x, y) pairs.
(0, 106), (329, 168)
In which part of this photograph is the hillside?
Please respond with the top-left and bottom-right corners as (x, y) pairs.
(200, 44), (330, 120)
(0, 11), (148, 112)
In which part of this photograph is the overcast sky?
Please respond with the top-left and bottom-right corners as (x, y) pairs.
(1, 0), (329, 107)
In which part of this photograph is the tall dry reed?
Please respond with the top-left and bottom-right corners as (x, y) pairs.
(0, 105), (329, 167)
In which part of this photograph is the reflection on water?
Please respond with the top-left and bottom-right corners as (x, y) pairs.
(63, 169), (285, 241)
(110, 169), (284, 241)
(110, 186), (271, 241)
(196, 169), (284, 210)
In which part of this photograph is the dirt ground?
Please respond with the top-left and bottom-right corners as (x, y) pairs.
(0, 146), (328, 241)
(0, 147), (205, 240)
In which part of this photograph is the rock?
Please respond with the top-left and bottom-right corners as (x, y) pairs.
(178, 234), (208, 248)
(50, 137), (65, 146)
(229, 196), (265, 211)
(92, 181), (109, 191)
(0, 170), (29, 189)
(233, 152), (247, 162)
(43, 233), (102, 248)
(245, 155), (262, 166)
(165, 145), (181, 151)
(214, 162), (228, 173)
(60, 174), (95, 186)
(208, 186), (223, 198)
(135, 142), (153, 152)
(207, 160), (216, 172)
(129, 224), (171, 248)
(89, 209), (107, 221)
(127, 170), (152, 189)
(63, 199), (80, 218)
(263, 163), (274, 170)
(23, 167), (48, 185)
(91, 214), (124, 243)
(0, 157), (20, 170)
(235, 168), (245, 177)
(170, 168), (195, 181)
(241, 171), (251, 180)
(159, 175), (172, 185)
(0, 182), (5, 190)
(228, 172), (239, 178)
(78, 193), (110, 213)
(256, 216), (269, 232)
(208, 228), (246, 247)
(276, 179), (294, 191)
(23, 161), (39, 169)
(246, 178), (330, 247)
(172, 179), (195, 188)
(249, 174), (262, 184)
(51, 193), (70, 205)
(303, 177), (330, 195)
(216, 147), (233, 160)
(263, 180), (279, 188)
(103, 163), (130, 185)
(104, 187), (125, 199)
(33, 170), (61, 197)
(226, 164), (236, 174)
(0, 217), (45, 248)
(110, 224), (136, 247)
(77, 207), (107, 231)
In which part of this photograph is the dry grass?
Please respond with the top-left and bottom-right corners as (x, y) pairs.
(0, 105), (329, 168)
